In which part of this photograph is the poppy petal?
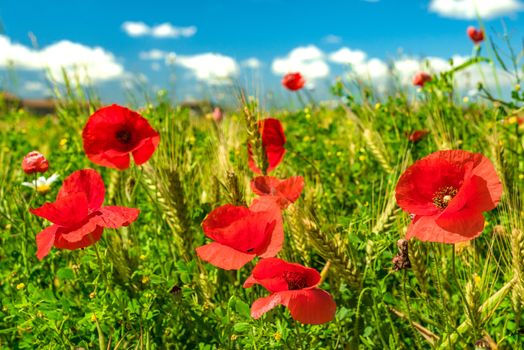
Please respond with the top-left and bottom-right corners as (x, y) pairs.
(35, 225), (58, 260)
(287, 289), (337, 325)
(83, 104), (159, 170)
(54, 226), (104, 250)
(195, 242), (256, 270)
(251, 176), (304, 209)
(250, 197), (284, 257)
(396, 156), (463, 216)
(251, 293), (287, 319)
(94, 206), (140, 228)
(88, 151), (131, 170)
(132, 136), (160, 165)
(30, 192), (88, 227)
(202, 204), (251, 237)
(246, 257), (320, 292)
(57, 169), (105, 211)
(60, 216), (99, 243)
(247, 118), (286, 174)
(436, 205), (486, 239)
(407, 212), (484, 244)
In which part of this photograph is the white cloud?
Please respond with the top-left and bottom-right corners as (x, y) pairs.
(242, 57), (262, 69)
(121, 22), (149, 37)
(352, 58), (389, 82)
(151, 62), (161, 71)
(139, 49), (168, 60)
(271, 45), (330, 80)
(429, 0), (523, 19)
(329, 47), (367, 65)
(122, 21), (197, 38)
(0, 35), (124, 83)
(173, 53), (239, 84)
(323, 34), (342, 44)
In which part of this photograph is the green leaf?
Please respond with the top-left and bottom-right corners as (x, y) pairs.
(56, 267), (74, 280)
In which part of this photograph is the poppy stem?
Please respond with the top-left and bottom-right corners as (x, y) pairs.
(450, 244), (478, 338)
(93, 242), (109, 289)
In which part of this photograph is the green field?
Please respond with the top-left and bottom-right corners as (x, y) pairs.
(1, 58), (524, 349)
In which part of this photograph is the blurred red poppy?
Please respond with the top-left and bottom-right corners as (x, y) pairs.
(244, 258), (336, 325)
(412, 72), (432, 87)
(22, 151), (49, 174)
(467, 26), (484, 44)
(30, 169), (139, 259)
(82, 104), (160, 170)
(395, 150), (502, 243)
(251, 176), (304, 209)
(248, 118), (286, 174)
(282, 72), (305, 91)
(196, 200), (283, 270)
(408, 130), (429, 143)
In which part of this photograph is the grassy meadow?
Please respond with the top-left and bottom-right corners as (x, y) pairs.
(1, 53), (524, 349)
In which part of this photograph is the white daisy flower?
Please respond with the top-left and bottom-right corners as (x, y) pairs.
(22, 173), (60, 194)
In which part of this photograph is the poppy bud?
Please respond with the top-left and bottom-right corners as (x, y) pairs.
(408, 130), (429, 143)
(212, 107), (223, 122)
(22, 151), (49, 174)
(467, 26), (484, 45)
(282, 72), (305, 91)
(412, 72), (432, 87)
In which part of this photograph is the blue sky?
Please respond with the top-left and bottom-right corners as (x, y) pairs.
(1, 0), (523, 104)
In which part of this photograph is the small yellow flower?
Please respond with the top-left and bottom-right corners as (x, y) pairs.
(462, 96), (469, 103)
(359, 155), (366, 161)
(519, 174), (524, 180)
(16, 283), (25, 290)
(139, 254), (146, 260)
(508, 116), (518, 124)
(374, 103), (381, 110)
(305, 113), (311, 120)
(231, 334), (238, 341)
(336, 151), (342, 157)
(59, 138), (68, 147)
(89, 292), (96, 299)
(473, 273), (481, 287)
(303, 136), (311, 142)
(142, 276), (150, 284)
(91, 313), (97, 322)
(515, 84), (521, 91)
(274, 331), (282, 341)
(36, 184), (51, 194)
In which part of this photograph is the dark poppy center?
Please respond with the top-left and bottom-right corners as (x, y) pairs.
(115, 129), (132, 144)
(283, 271), (307, 290)
(432, 186), (458, 210)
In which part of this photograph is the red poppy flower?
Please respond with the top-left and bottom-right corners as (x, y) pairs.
(395, 150), (502, 243)
(22, 151), (49, 174)
(412, 72), (432, 87)
(248, 118), (286, 174)
(467, 26), (484, 44)
(282, 72), (305, 91)
(243, 258), (336, 325)
(251, 176), (304, 209)
(196, 199), (283, 270)
(82, 104), (160, 170)
(30, 169), (140, 259)
(408, 130), (429, 143)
